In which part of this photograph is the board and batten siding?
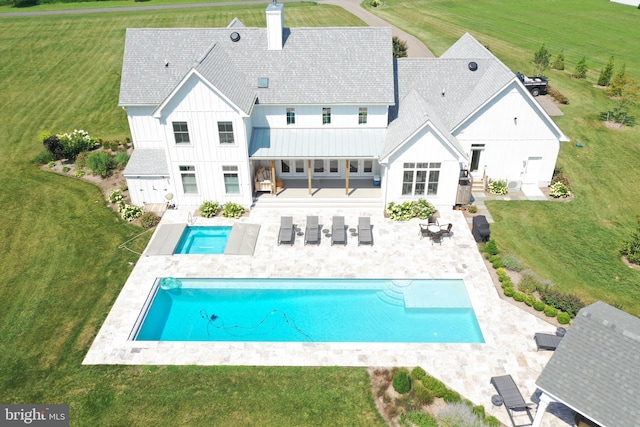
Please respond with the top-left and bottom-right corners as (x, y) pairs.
(383, 126), (462, 208)
(454, 84), (560, 186)
(251, 104), (389, 128)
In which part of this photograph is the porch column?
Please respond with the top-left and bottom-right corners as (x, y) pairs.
(345, 160), (350, 196)
(270, 160), (276, 195)
(307, 160), (312, 196)
(531, 392), (552, 427)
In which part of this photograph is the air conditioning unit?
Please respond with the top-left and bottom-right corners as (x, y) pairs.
(508, 180), (522, 192)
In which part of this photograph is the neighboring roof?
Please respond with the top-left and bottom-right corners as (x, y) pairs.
(123, 149), (169, 176)
(119, 26), (395, 111)
(381, 89), (466, 161)
(536, 301), (640, 427)
(248, 128), (386, 159)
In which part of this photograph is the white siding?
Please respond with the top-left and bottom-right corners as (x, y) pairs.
(127, 177), (173, 206)
(251, 104), (388, 128)
(383, 126), (462, 208)
(454, 84), (560, 186)
(126, 106), (165, 149)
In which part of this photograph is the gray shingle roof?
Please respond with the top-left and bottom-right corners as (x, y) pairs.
(123, 149), (169, 176)
(119, 26), (395, 111)
(536, 301), (640, 427)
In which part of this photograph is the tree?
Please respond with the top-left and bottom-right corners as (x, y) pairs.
(392, 36), (408, 58)
(597, 56), (615, 87)
(532, 44), (551, 75)
(551, 50), (565, 70)
(609, 74), (639, 124)
(573, 57), (587, 79)
(607, 63), (628, 98)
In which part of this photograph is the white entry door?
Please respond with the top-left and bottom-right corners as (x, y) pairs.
(523, 157), (543, 184)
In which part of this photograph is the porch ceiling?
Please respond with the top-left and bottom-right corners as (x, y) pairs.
(249, 127), (386, 159)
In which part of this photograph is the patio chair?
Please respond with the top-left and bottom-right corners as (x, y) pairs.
(418, 223), (432, 240)
(278, 216), (294, 246)
(430, 230), (444, 245)
(331, 216), (346, 246)
(440, 223), (453, 238)
(490, 375), (534, 427)
(304, 216), (320, 246)
(534, 332), (563, 351)
(357, 217), (373, 246)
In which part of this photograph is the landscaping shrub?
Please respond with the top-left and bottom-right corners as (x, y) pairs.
(74, 169), (85, 178)
(501, 278), (513, 289)
(485, 415), (501, 427)
(501, 254), (523, 272)
(414, 383), (435, 405)
(549, 181), (571, 198)
(489, 255), (503, 269)
(421, 375), (447, 398)
(113, 151), (130, 169)
(548, 86), (569, 104)
(557, 312), (571, 325)
(400, 411), (438, 427)
(392, 369), (411, 394)
(438, 402), (486, 427)
(544, 306), (559, 317)
(43, 135), (65, 160)
(524, 295), (537, 307)
(539, 288), (585, 317)
(62, 166), (70, 173)
(573, 57), (588, 79)
(58, 129), (99, 161)
(483, 240), (499, 256)
(495, 267), (506, 277)
(75, 151), (90, 169)
(118, 203), (143, 222)
(221, 202), (244, 218)
(108, 189), (123, 204)
(33, 149), (53, 165)
(386, 199), (435, 221)
(48, 161), (56, 168)
(199, 201), (220, 218)
(87, 151), (113, 178)
(413, 198), (436, 219)
(551, 169), (572, 189)
(467, 205), (477, 213)
(488, 179), (508, 195)
(411, 366), (426, 381)
(620, 220), (640, 265)
(498, 273), (509, 283)
(518, 270), (543, 294)
(551, 50), (565, 70)
(140, 212), (160, 229)
(513, 292), (526, 302)
(504, 287), (515, 297)
(472, 405), (485, 419)
(597, 56), (615, 87)
(533, 301), (546, 311)
(442, 389), (461, 403)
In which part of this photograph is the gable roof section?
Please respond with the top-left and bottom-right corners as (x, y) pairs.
(381, 89), (466, 163)
(119, 26), (395, 110)
(536, 301), (640, 427)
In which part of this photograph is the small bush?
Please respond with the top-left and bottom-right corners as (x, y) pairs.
(48, 161), (56, 168)
(620, 220), (640, 265)
(549, 182), (571, 198)
(442, 389), (461, 403)
(467, 205), (477, 214)
(544, 306), (559, 317)
(392, 369), (411, 394)
(199, 201), (220, 218)
(524, 295), (537, 307)
(504, 287), (515, 297)
(485, 415), (501, 427)
(140, 212), (160, 229)
(113, 151), (130, 169)
(518, 270), (542, 294)
(551, 169), (572, 189)
(421, 375), (447, 398)
(414, 383), (435, 405)
(501, 254), (523, 272)
(438, 402), (486, 427)
(489, 255), (503, 269)
(411, 366), (426, 381)
(413, 198), (437, 219)
(483, 240), (499, 256)
(501, 278), (513, 289)
(400, 411), (438, 427)
(108, 189), (123, 204)
(87, 151), (113, 178)
(58, 129), (99, 161)
(573, 56), (587, 79)
(513, 292), (526, 302)
(62, 166), (70, 173)
(221, 202), (244, 218)
(118, 203), (143, 222)
(472, 405), (485, 419)
(386, 199), (436, 221)
(33, 150), (53, 165)
(548, 86), (569, 105)
(488, 179), (508, 195)
(43, 135), (65, 160)
(557, 312), (571, 325)
(533, 301), (546, 311)
(539, 287), (585, 317)
(597, 56), (615, 87)
(74, 169), (85, 178)
(75, 151), (90, 169)
(551, 50), (565, 70)
(495, 267), (506, 277)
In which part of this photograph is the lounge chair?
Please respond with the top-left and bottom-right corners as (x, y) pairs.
(278, 216), (294, 246)
(304, 216), (319, 246)
(331, 216), (346, 246)
(490, 375), (534, 427)
(357, 217), (373, 246)
(534, 332), (563, 351)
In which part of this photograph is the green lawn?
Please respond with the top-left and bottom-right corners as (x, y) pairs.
(368, 0), (640, 314)
(0, 4), (385, 426)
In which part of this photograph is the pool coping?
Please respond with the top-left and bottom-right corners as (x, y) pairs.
(84, 207), (566, 426)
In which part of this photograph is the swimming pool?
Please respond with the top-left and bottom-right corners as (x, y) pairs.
(174, 226), (232, 254)
(133, 278), (484, 343)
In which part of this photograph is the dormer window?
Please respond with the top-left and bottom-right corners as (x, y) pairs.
(322, 107), (331, 125)
(358, 107), (368, 125)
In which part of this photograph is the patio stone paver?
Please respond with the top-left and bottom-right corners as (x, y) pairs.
(84, 206), (571, 427)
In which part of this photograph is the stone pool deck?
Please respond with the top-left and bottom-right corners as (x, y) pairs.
(84, 207), (572, 427)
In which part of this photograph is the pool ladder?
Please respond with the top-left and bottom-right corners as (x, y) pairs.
(188, 211), (196, 225)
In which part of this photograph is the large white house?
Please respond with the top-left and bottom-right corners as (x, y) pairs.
(120, 3), (568, 210)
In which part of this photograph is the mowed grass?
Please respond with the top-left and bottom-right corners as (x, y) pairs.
(369, 0), (640, 314)
(0, 4), (385, 426)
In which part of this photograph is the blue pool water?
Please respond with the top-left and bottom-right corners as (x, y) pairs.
(134, 278), (484, 343)
(174, 226), (232, 254)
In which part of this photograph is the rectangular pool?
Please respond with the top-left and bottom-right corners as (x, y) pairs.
(133, 278), (484, 343)
(174, 226), (231, 254)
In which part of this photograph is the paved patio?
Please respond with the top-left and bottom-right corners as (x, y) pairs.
(84, 206), (572, 427)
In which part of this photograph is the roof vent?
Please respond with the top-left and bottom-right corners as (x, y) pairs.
(258, 77), (269, 88)
(468, 61), (478, 72)
(230, 31), (241, 42)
